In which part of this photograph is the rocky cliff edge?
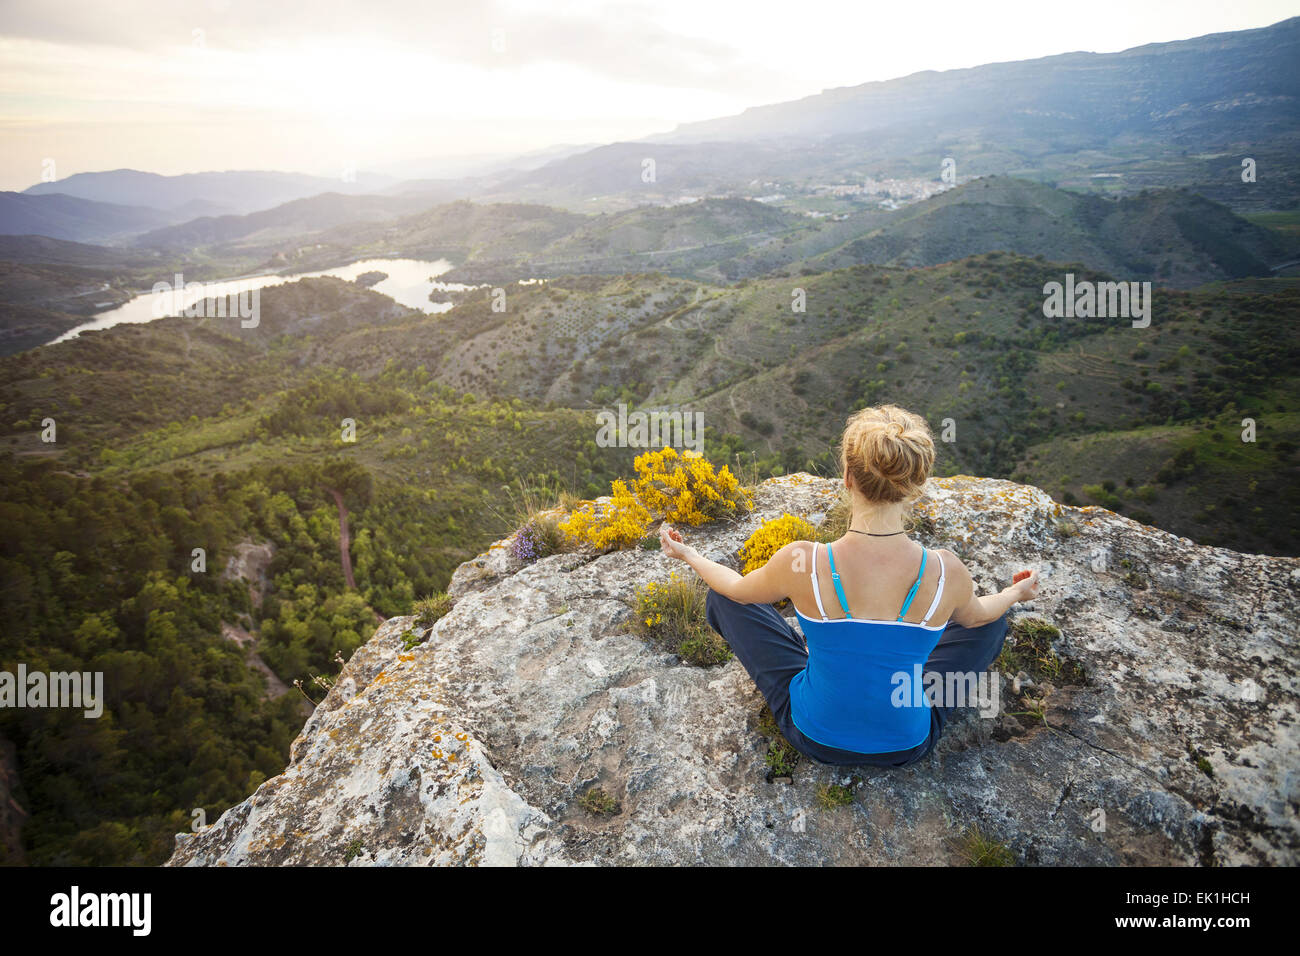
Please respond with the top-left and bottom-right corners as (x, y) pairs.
(168, 474), (1299, 866)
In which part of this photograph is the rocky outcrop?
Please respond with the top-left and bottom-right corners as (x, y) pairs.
(168, 474), (1299, 866)
(221, 540), (273, 612)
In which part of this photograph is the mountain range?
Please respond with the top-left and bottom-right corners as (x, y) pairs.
(3, 17), (1297, 246)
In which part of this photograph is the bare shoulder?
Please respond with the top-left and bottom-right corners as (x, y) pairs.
(778, 539), (817, 574)
(935, 547), (967, 571)
(936, 548), (974, 593)
(730, 538), (813, 606)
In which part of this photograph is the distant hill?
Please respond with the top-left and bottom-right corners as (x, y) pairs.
(288, 199), (589, 270)
(0, 234), (163, 268)
(807, 177), (1299, 288)
(0, 238), (175, 351)
(440, 197), (808, 283)
(0, 192), (174, 243)
(327, 257), (1297, 554)
(135, 193), (419, 252)
(0, 235), (181, 353)
(303, 184), (1297, 289)
(0, 302), (84, 354)
(445, 18), (1300, 214)
(23, 168), (394, 216)
(538, 198), (801, 259)
(660, 17), (1300, 146)
(485, 140), (795, 209)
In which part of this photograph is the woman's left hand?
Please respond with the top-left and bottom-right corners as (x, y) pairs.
(659, 522), (697, 562)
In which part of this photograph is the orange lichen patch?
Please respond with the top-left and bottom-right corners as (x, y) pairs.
(770, 473), (816, 486)
(431, 748), (444, 759)
(433, 734), (442, 743)
(454, 732), (469, 742)
(447, 753), (458, 762)
(249, 834), (287, 853)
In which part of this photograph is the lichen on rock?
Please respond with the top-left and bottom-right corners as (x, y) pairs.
(168, 474), (1299, 867)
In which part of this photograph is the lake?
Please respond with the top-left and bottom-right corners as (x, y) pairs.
(48, 258), (475, 345)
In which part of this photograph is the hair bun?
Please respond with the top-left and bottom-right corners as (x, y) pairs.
(840, 404), (935, 504)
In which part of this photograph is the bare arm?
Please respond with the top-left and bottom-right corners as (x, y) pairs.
(950, 563), (1041, 627)
(658, 522), (795, 605)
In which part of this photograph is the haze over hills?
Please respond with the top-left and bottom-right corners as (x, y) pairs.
(660, 16), (1300, 146)
(22, 168), (395, 214)
(453, 17), (1300, 212)
(0, 191), (175, 243)
(3, 17), (1297, 250)
(372, 142), (603, 181)
(0, 234), (163, 268)
(134, 193), (420, 253)
(3, 174), (400, 245)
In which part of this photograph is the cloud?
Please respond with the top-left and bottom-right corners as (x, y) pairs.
(0, 0), (784, 92)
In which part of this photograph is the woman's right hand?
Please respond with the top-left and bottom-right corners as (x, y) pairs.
(659, 523), (697, 563)
(1007, 569), (1040, 603)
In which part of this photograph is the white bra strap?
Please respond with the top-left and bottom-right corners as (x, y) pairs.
(809, 541), (829, 620)
(919, 552), (946, 625)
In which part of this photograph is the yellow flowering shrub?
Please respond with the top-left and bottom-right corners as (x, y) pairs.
(559, 446), (752, 550)
(557, 479), (650, 550)
(739, 513), (817, 574)
(633, 446), (751, 526)
(631, 572), (730, 666)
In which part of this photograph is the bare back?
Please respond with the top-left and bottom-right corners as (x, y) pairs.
(787, 538), (973, 627)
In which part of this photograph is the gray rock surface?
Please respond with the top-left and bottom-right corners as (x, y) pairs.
(168, 474), (1299, 866)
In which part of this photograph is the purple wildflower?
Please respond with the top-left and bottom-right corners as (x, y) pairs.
(511, 524), (540, 564)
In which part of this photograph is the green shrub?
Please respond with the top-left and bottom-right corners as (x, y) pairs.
(631, 573), (730, 666)
(954, 825), (1014, 866)
(578, 787), (619, 815)
(413, 591), (454, 628)
(815, 783), (855, 810)
(997, 617), (1086, 684)
(755, 703), (801, 777)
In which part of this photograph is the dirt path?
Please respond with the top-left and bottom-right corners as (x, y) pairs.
(327, 487), (385, 624)
(327, 487), (358, 589)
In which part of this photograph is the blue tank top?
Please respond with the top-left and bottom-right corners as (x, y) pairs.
(789, 540), (949, 754)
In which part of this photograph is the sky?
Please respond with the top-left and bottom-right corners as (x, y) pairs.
(0, 0), (1296, 191)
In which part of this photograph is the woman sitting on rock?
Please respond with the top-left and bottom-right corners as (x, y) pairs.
(659, 403), (1040, 767)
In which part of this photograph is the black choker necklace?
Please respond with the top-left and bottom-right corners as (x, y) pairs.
(848, 528), (906, 536)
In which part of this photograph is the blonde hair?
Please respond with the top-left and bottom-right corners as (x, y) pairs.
(840, 404), (934, 505)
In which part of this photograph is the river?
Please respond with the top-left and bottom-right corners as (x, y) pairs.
(48, 258), (475, 345)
